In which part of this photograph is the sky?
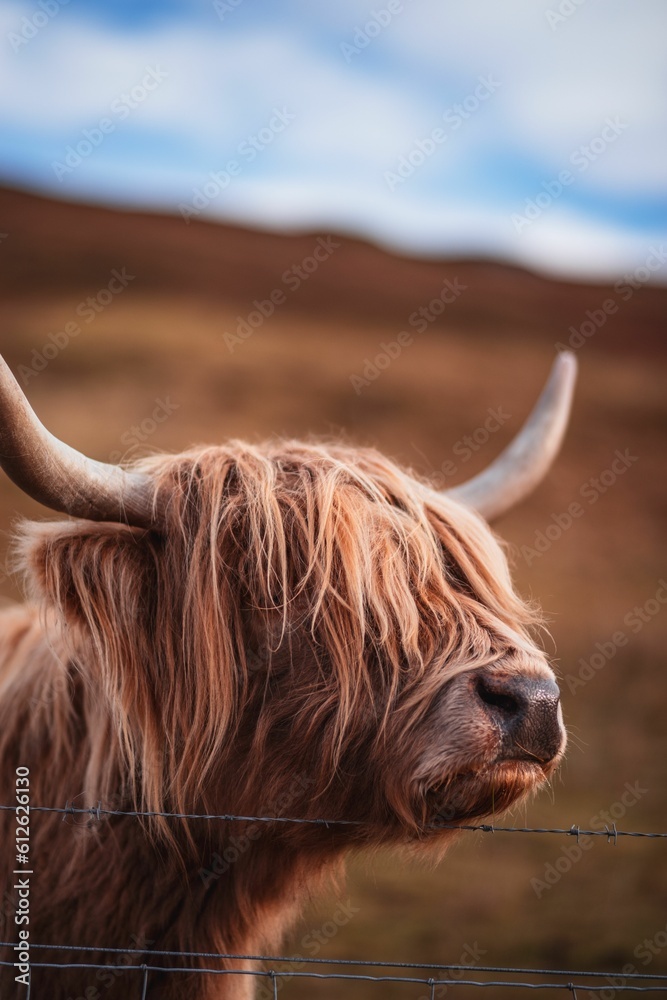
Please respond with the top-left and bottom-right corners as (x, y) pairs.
(1, 0), (666, 282)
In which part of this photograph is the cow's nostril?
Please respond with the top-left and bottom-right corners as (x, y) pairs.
(473, 668), (564, 764)
(475, 676), (520, 716)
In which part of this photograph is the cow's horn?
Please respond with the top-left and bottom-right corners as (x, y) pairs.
(0, 354), (157, 528)
(447, 352), (577, 520)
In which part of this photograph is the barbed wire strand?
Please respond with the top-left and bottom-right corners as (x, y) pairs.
(0, 803), (665, 840)
(2, 942), (666, 983)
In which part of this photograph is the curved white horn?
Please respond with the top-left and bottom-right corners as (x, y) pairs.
(448, 352), (577, 520)
(0, 354), (157, 528)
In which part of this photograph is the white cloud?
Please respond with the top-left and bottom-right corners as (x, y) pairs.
(0, 0), (664, 280)
(382, 0), (667, 194)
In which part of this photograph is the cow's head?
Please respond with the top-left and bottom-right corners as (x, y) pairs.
(0, 353), (575, 849)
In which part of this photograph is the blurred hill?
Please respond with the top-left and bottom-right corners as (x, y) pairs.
(0, 184), (666, 998)
(1, 184), (665, 355)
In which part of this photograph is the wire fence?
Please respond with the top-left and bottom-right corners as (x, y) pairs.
(2, 946), (667, 996)
(2, 801), (666, 995)
(1, 801), (666, 841)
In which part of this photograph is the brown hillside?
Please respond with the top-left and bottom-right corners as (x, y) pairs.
(0, 184), (664, 355)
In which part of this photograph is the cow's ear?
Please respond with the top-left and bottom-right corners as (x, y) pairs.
(16, 519), (157, 633)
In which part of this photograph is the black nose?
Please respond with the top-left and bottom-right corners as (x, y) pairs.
(474, 671), (564, 763)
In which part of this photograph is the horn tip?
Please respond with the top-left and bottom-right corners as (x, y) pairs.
(554, 349), (578, 380)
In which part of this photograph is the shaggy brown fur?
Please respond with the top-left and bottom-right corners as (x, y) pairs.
(0, 440), (563, 999)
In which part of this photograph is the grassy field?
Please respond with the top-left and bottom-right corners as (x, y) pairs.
(0, 186), (666, 998)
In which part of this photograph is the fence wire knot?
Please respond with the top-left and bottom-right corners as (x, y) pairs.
(569, 824), (581, 843)
(605, 822), (619, 845)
